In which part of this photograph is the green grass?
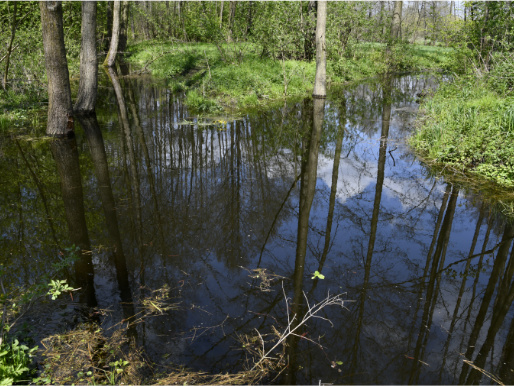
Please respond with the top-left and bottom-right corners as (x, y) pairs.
(127, 41), (459, 114)
(410, 76), (514, 189)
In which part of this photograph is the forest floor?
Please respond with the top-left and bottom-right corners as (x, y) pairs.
(126, 41), (458, 114)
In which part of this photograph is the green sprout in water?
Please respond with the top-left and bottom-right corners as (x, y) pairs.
(311, 271), (325, 280)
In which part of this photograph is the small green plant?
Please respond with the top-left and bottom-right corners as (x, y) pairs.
(311, 271), (325, 280)
(105, 359), (129, 385)
(47, 279), (77, 301)
(0, 339), (37, 384)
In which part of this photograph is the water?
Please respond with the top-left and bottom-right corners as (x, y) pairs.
(1, 71), (513, 384)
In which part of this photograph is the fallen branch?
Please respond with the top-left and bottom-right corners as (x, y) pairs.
(463, 359), (504, 385)
(250, 282), (346, 371)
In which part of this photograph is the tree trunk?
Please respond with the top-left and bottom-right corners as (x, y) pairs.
(74, 1), (98, 114)
(104, 1), (113, 52)
(391, 1), (403, 41)
(227, 1), (236, 42)
(40, 1), (73, 136)
(118, 1), (129, 53)
(104, 0), (121, 67)
(312, 0), (327, 98)
(219, 0), (224, 28)
(3, 2), (18, 90)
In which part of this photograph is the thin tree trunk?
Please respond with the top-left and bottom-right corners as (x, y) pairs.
(219, 0), (224, 28)
(118, 1), (129, 53)
(40, 1), (74, 136)
(391, 1), (403, 41)
(75, 1), (98, 114)
(312, 0), (327, 98)
(103, 0), (121, 67)
(104, 1), (113, 51)
(227, 1), (236, 42)
(3, 2), (17, 90)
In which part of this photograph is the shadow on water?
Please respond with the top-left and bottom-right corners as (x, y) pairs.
(3, 72), (514, 383)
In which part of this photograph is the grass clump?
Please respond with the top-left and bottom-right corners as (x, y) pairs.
(410, 75), (514, 189)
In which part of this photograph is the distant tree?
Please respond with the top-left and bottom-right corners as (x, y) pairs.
(313, 0), (327, 98)
(40, 1), (73, 136)
(74, 1), (98, 114)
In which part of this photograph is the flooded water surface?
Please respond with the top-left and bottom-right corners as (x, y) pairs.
(2, 72), (514, 384)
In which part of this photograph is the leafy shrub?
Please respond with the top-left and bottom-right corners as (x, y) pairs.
(488, 52), (514, 96)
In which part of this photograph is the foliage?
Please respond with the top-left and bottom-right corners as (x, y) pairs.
(47, 279), (76, 301)
(466, 2), (514, 60)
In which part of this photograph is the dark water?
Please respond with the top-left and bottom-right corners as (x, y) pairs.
(2, 71), (514, 385)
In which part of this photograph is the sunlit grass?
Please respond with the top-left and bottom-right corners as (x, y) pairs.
(411, 76), (514, 189)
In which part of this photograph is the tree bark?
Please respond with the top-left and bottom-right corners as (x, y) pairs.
(40, 1), (74, 136)
(118, 1), (129, 53)
(391, 1), (403, 41)
(312, 0), (327, 98)
(74, 1), (98, 114)
(103, 0), (121, 67)
(3, 2), (18, 90)
(104, 1), (113, 52)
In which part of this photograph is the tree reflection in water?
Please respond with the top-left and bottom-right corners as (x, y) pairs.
(2, 74), (514, 384)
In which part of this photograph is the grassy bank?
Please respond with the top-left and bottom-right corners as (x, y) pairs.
(410, 74), (514, 190)
(126, 41), (458, 114)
